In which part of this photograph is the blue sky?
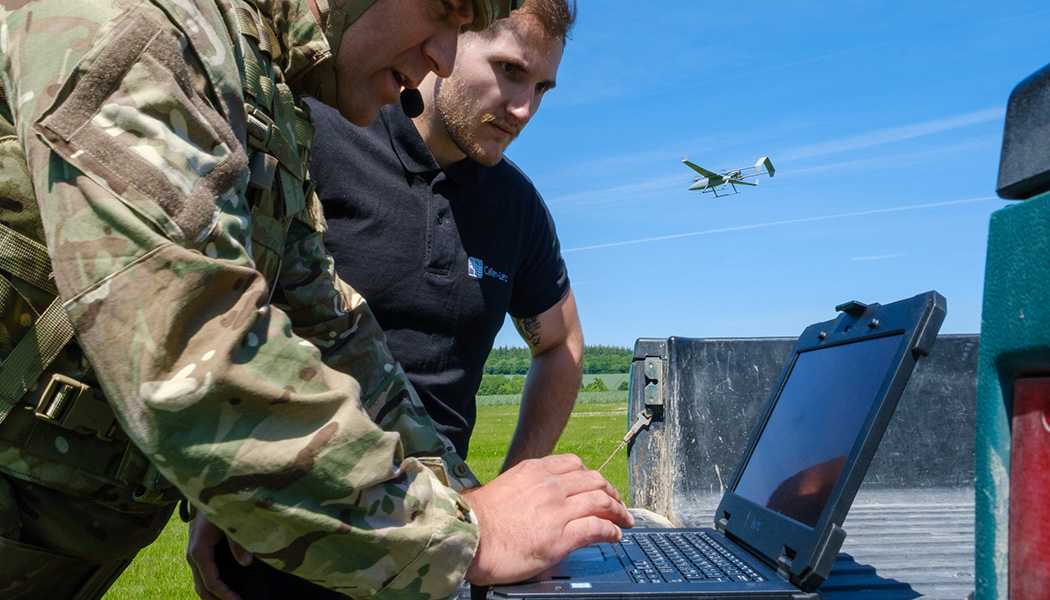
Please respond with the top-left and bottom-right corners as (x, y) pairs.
(492, 0), (1049, 348)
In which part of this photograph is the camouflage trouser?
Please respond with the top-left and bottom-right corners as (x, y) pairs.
(0, 474), (174, 599)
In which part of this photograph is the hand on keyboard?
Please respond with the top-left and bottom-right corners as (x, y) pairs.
(462, 454), (635, 586)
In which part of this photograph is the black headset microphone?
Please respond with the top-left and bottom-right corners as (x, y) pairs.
(400, 88), (424, 118)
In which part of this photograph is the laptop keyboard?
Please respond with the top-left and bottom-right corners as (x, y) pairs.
(619, 531), (766, 584)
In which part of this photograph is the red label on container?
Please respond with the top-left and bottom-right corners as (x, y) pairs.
(1010, 377), (1050, 598)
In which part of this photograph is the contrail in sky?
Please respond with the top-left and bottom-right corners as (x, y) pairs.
(781, 108), (1005, 161)
(563, 195), (998, 254)
(851, 253), (906, 262)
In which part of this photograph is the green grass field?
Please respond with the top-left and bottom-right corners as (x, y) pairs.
(104, 398), (631, 599)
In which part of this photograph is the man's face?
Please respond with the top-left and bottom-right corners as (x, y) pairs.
(432, 17), (563, 166)
(334, 0), (474, 125)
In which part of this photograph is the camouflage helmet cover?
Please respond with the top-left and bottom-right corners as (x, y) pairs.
(305, 0), (520, 105)
(317, 0), (522, 54)
(467, 0), (521, 32)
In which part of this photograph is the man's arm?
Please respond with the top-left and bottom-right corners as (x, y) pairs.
(503, 289), (583, 471)
(279, 208), (480, 491)
(1, 3), (479, 595)
(2, 4), (629, 597)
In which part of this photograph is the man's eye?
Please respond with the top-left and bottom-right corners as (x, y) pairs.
(500, 62), (522, 76)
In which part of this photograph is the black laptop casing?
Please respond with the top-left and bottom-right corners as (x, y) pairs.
(485, 291), (946, 599)
(715, 291), (945, 590)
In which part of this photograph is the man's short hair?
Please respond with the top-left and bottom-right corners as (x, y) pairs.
(479, 0), (576, 44)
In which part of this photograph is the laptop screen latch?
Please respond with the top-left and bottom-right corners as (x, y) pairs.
(834, 299), (868, 316)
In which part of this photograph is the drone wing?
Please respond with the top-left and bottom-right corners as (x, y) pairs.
(682, 159), (721, 178)
(731, 179), (758, 186)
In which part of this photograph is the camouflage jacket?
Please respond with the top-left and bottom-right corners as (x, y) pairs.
(0, 0), (480, 597)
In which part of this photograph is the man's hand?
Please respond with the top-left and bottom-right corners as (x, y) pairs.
(462, 453), (635, 586)
(187, 512), (252, 600)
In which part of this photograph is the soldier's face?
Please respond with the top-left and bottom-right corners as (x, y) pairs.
(431, 17), (563, 166)
(335, 0), (474, 125)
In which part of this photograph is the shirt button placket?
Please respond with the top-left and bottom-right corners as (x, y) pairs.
(427, 175), (456, 275)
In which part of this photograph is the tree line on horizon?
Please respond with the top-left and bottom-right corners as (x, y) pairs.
(483, 345), (632, 375)
(478, 373), (630, 396)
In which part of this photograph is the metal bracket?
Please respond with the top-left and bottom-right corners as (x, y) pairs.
(642, 356), (664, 409)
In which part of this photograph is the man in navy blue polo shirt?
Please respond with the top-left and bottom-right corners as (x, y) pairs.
(308, 0), (579, 465)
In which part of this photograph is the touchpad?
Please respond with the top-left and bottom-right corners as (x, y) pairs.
(540, 545), (632, 582)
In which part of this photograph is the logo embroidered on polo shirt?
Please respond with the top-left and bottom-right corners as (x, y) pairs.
(468, 257), (484, 279)
(467, 257), (509, 283)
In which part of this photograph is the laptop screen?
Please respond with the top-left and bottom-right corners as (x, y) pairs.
(733, 333), (904, 527)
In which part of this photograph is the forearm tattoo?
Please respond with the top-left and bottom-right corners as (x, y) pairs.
(515, 316), (542, 348)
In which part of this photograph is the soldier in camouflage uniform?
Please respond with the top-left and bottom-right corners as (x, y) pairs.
(0, 0), (632, 598)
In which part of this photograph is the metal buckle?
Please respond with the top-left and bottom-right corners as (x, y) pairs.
(36, 374), (88, 422)
(35, 374), (116, 441)
(245, 105), (275, 148)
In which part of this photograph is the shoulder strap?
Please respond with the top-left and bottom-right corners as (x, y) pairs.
(0, 223), (56, 294)
(0, 293), (75, 422)
(0, 120), (74, 423)
(234, 0), (311, 182)
(231, 0), (316, 244)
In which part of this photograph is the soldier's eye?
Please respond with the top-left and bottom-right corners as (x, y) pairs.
(431, 0), (454, 20)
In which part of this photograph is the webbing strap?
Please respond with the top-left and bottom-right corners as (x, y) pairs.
(0, 222), (55, 293)
(275, 80), (306, 163)
(234, 5), (267, 54)
(236, 13), (274, 107)
(0, 297), (75, 422)
(0, 274), (15, 317)
(245, 105), (304, 180)
(291, 103), (314, 154)
(234, 1), (277, 115)
(0, 402), (176, 503)
(233, 3), (281, 61)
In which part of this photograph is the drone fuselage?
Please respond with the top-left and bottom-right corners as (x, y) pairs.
(689, 176), (720, 191)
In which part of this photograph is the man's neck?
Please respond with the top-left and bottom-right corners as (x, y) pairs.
(412, 111), (465, 170)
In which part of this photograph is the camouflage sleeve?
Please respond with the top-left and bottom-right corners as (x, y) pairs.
(278, 212), (480, 491)
(0, 2), (478, 597)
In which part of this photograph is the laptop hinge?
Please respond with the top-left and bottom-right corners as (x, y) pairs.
(776, 546), (796, 580)
(715, 511), (729, 532)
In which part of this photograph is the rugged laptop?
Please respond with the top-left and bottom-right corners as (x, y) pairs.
(485, 291), (946, 599)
